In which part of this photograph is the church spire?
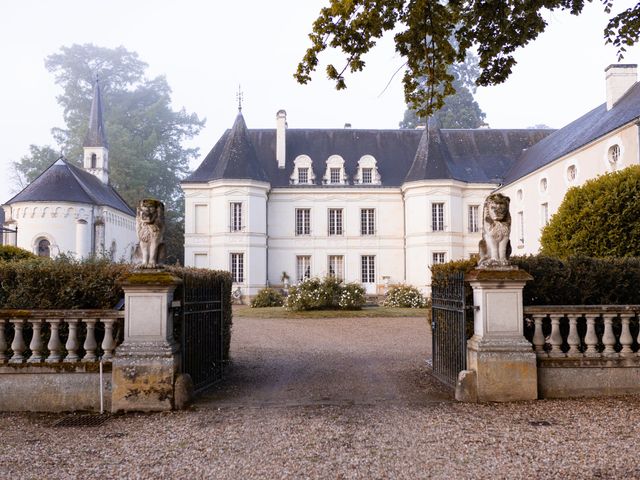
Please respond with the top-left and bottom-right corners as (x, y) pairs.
(83, 75), (110, 184)
(83, 76), (108, 148)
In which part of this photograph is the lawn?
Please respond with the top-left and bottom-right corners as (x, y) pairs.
(232, 305), (430, 319)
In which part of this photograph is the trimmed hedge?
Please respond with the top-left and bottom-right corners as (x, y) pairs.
(431, 255), (640, 306)
(0, 245), (37, 262)
(0, 258), (234, 360)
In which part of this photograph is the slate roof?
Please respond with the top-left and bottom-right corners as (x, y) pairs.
(185, 114), (551, 187)
(83, 78), (108, 148)
(503, 81), (640, 185)
(4, 158), (134, 216)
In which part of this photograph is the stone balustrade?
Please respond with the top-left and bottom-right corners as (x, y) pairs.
(524, 306), (640, 359)
(0, 310), (124, 364)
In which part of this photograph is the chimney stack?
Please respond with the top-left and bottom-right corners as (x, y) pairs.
(606, 64), (637, 110)
(276, 109), (287, 169)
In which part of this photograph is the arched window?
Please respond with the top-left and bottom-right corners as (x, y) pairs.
(91, 153), (97, 168)
(110, 240), (117, 261)
(37, 239), (51, 258)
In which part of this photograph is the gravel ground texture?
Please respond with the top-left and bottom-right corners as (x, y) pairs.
(2, 315), (640, 479)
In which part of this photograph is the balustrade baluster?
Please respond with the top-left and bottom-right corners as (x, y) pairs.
(82, 319), (97, 362)
(0, 318), (7, 363)
(566, 314), (581, 357)
(46, 319), (63, 363)
(549, 314), (564, 357)
(9, 318), (26, 363)
(101, 319), (116, 361)
(602, 314), (617, 356)
(584, 314), (599, 357)
(532, 314), (546, 356)
(27, 319), (44, 363)
(64, 319), (80, 362)
(620, 313), (634, 357)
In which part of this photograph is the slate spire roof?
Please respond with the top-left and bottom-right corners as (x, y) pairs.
(4, 157), (134, 216)
(188, 112), (268, 183)
(83, 77), (108, 148)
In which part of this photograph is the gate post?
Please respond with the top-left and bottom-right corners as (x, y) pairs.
(112, 271), (182, 412)
(458, 268), (537, 402)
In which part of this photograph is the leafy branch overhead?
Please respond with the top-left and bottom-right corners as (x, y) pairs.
(295, 0), (640, 117)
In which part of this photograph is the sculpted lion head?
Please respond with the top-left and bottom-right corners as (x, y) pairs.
(137, 199), (164, 225)
(485, 193), (510, 222)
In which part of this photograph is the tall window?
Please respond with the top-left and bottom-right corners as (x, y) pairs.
(295, 208), (311, 235)
(328, 255), (344, 281)
(518, 211), (525, 243)
(361, 255), (375, 283)
(231, 253), (244, 283)
(362, 168), (373, 184)
(90, 153), (97, 169)
(230, 202), (242, 232)
(360, 208), (375, 235)
(541, 203), (549, 226)
(432, 252), (446, 265)
(330, 168), (341, 184)
(432, 203), (444, 231)
(468, 205), (479, 233)
(298, 167), (309, 184)
(296, 255), (311, 282)
(328, 208), (343, 235)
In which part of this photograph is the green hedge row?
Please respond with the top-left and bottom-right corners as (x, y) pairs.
(0, 257), (233, 360)
(431, 255), (640, 306)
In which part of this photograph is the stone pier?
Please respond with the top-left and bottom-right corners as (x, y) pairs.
(456, 268), (537, 402)
(111, 271), (182, 412)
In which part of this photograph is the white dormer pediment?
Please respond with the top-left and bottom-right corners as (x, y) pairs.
(354, 155), (381, 185)
(291, 155), (316, 185)
(323, 155), (348, 185)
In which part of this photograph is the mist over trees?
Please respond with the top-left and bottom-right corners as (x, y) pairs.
(399, 50), (486, 129)
(11, 44), (205, 264)
(296, 0), (640, 118)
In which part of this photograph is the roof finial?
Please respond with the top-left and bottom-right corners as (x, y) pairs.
(236, 84), (243, 112)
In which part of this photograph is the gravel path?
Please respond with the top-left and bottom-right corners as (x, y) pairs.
(2, 315), (640, 479)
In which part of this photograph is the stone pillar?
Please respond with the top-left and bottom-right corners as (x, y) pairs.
(112, 271), (182, 412)
(457, 268), (537, 402)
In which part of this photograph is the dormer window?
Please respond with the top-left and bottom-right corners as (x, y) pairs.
(291, 155), (315, 185)
(323, 155), (347, 185)
(355, 155), (381, 185)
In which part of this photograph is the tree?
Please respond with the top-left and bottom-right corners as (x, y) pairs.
(399, 50), (486, 129)
(540, 165), (640, 258)
(12, 44), (205, 264)
(11, 145), (60, 190)
(295, 0), (640, 117)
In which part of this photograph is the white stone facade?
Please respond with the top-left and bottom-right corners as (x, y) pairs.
(183, 179), (493, 296)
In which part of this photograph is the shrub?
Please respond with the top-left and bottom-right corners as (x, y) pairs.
(250, 287), (284, 308)
(337, 283), (366, 310)
(383, 284), (427, 308)
(285, 276), (365, 311)
(0, 245), (37, 262)
(540, 165), (640, 257)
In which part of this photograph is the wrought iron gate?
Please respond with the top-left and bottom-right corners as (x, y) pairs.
(431, 271), (469, 388)
(173, 274), (225, 392)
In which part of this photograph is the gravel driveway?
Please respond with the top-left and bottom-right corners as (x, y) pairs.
(3, 315), (640, 479)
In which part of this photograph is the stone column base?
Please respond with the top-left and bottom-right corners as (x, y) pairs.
(111, 341), (179, 412)
(465, 336), (537, 402)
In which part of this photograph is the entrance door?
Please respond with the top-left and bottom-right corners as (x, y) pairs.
(360, 255), (376, 295)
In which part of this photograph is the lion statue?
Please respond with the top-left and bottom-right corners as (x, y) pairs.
(478, 193), (512, 268)
(135, 199), (166, 269)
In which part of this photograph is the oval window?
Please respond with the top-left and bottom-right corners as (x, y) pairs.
(567, 165), (577, 181)
(608, 144), (621, 165)
(540, 178), (548, 192)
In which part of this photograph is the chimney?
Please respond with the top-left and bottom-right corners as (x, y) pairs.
(606, 64), (637, 110)
(276, 109), (287, 169)
(344, 123), (351, 129)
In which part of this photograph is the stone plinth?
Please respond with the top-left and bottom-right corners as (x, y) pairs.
(112, 271), (182, 412)
(458, 268), (537, 402)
